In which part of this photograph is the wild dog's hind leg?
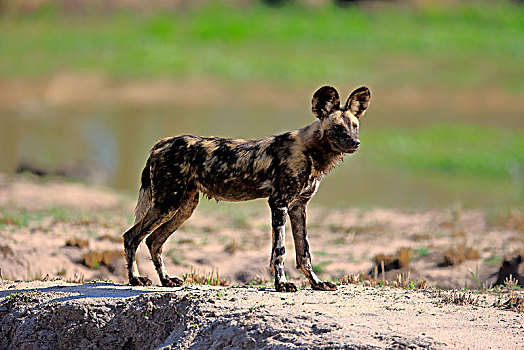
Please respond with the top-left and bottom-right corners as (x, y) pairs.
(123, 207), (175, 286)
(269, 197), (297, 293)
(146, 190), (199, 287)
(289, 196), (337, 291)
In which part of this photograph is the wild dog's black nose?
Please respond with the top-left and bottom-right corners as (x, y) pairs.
(351, 139), (360, 148)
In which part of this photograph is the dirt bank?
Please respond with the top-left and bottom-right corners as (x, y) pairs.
(1, 280), (522, 350)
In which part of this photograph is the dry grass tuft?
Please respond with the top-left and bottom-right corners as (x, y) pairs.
(392, 273), (427, 289)
(65, 238), (89, 248)
(397, 248), (412, 268)
(183, 267), (229, 286)
(371, 247), (413, 275)
(439, 244), (480, 267)
(495, 295), (524, 313)
(373, 253), (396, 268)
(501, 274), (521, 290)
(66, 273), (85, 284)
(82, 249), (123, 269)
(439, 290), (479, 306)
(339, 273), (361, 285)
(97, 234), (122, 243)
(339, 272), (427, 290)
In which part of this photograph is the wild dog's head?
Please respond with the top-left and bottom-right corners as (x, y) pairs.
(312, 85), (371, 153)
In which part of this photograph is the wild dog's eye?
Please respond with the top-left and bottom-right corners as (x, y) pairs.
(352, 123), (358, 129)
(333, 124), (345, 133)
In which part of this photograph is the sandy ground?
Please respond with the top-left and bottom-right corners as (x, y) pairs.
(0, 173), (522, 289)
(0, 173), (523, 349)
(1, 280), (523, 350)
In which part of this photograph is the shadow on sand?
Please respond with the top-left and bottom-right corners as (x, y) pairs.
(0, 281), (187, 303)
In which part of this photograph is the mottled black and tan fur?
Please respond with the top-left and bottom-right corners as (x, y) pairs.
(123, 85), (371, 292)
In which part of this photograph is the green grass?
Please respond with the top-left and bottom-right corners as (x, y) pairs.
(1, 1), (523, 91)
(363, 124), (524, 181)
(484, 255), (503, 267)
(0, 206), (97, 228)
(0, 210), (39, 228)
(312, 260), (333, 274)
(415, 247), (430, 257)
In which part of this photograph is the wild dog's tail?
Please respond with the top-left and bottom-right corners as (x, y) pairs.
(134, 155), (152, 224)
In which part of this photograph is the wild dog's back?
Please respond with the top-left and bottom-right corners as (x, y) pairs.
(147, 133), (303, 202)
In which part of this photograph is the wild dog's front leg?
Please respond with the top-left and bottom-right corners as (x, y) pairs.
(268, 199), (297, 293)
(289, 200), (337, 291)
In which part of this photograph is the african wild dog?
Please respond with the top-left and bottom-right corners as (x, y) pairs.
(123, 85), (371, 292)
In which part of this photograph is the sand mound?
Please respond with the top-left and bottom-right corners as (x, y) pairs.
(1, 281), (522, 350)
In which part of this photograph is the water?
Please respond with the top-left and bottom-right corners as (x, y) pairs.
(1, 98), (521, 209)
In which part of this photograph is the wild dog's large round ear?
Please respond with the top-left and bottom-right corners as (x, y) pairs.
(344, 86), (371, 119)
(312, 86), (340, 119)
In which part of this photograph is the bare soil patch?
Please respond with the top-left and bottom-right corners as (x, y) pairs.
(1, 173), (522, 289)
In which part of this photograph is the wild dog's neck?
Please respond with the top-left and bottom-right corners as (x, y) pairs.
(298, 120), (344, 177)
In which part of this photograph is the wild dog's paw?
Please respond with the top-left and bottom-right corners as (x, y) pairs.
(129, 276), (153, 286)
(275, 282), (298, 293)
(312, 281), (337, 291)
(161, 276), (184, 287)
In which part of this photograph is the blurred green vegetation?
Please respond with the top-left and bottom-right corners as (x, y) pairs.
(1, 1), (523, 208)
(315, 124), (523, 209)
(363, 125), (524, 180)
(1, 1), (522, 91)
